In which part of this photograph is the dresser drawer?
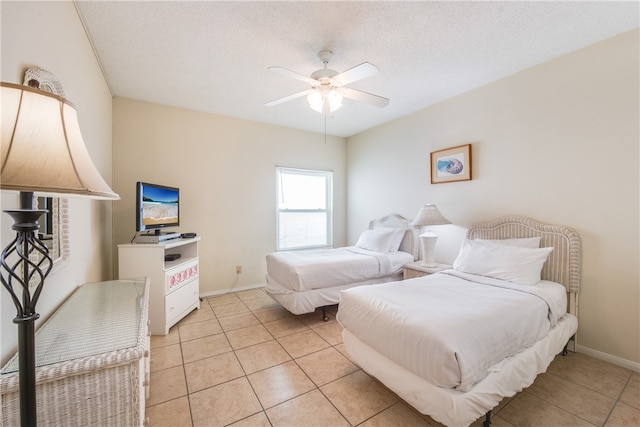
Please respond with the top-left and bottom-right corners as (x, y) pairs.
(165, 279), (199, 325)
(165, 259), (199, 293)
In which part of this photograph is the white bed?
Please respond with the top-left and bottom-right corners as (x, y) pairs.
(337, 216), (581, 427)
(265, 213), (418, 318)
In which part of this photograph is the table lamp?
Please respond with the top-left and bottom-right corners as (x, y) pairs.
(1, 80), (119, 426)
(410, 204), (451, 267)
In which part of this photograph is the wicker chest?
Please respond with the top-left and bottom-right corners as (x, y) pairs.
(1, 278), (150, 426)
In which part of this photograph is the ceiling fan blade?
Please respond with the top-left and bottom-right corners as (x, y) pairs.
(342, 87), (389, 108)
(331, 62), (379, 86)
(265, 89), (311, 107)
(268, 66), (318, 86)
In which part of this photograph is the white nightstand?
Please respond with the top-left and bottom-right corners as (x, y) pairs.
(403, 261), (452, 279)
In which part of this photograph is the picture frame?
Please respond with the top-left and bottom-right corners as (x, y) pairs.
(430, 144), (472, 184)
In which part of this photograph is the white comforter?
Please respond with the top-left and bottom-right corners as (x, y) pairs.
(337, 270), (567, 392)
(266, 247), (413, 292)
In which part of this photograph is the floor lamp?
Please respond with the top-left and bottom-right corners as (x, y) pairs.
(410, 204), (451, 267)
(0, 81), (119, 426)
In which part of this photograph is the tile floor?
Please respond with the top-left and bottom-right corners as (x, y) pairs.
(146, 288), (639, 427)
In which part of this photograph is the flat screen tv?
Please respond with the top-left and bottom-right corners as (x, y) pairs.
(136, 181), (180, 233)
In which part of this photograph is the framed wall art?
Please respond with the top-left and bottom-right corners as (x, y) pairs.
(430, 144), (472, 184)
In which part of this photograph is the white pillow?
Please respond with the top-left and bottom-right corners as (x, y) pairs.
(453, 239), (553, 286)
(355, 228), (395, 253)
(476, 237), (541, 248)
(380, 227), (407, 252)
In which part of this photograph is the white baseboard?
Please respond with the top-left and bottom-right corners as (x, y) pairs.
(576, 344), (640, 372)
(199, 282), (266, 299)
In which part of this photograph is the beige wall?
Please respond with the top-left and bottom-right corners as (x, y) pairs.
(347, 29), (639, 368)
(1, 1), (115, 362)
(112, 98), (346, 294)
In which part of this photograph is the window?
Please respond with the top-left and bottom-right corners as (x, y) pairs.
(276, 167), (332, 251)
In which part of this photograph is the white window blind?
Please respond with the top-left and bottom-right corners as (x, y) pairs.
(276, 167), (332, 251)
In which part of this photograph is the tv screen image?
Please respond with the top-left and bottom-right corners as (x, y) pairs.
(136, 182), (180, 232)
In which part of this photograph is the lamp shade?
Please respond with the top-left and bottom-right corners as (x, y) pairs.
(1, 82), (119, 200)
(410, 204), (451, 227)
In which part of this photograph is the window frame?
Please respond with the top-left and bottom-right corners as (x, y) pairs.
(276, 166), (333, 251)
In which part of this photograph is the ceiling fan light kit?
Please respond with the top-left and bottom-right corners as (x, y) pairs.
(267, 50), (389, 114)
(307, 86), (343, 114)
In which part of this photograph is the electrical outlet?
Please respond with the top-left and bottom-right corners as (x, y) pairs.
(236, 265), (242, 274)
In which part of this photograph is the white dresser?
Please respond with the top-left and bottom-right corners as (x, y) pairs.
(0, 278), (150, 426)
(118, 237), (200, 335)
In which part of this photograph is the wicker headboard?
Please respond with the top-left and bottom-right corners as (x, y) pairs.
(467, 216), (581, 294)
(369, 213), (420, 260)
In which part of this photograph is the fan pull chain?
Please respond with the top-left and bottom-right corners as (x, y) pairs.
(324, 110), (327, 144)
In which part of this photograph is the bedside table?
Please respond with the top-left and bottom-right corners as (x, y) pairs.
(403, 261), (452, 279)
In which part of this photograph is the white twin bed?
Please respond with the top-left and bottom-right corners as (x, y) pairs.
(265, 213), (418, 319)
(337, 216), (581, 427)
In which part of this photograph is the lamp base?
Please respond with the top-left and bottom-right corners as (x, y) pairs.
(1, 192), (53, 427)
(419, 231), (439, 268)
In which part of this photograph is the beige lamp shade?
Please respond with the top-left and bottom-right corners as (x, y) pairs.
(1, 82), (119, 200)
(410, 204), (451, 227)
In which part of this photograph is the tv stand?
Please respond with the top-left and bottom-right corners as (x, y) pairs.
(118, 237), (200, 335)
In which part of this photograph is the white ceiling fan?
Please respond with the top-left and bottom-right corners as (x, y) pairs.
(265, 50), (389, 114)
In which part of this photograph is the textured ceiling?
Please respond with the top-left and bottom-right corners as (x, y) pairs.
(75, 1), (639, 137)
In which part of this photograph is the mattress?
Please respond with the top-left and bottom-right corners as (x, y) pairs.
(266, 246), (413, 292)
(337, 270), (567, 392)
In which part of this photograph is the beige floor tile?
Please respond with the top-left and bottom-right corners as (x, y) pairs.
(252, 305), (293, 323)
(212, 301), (250, 318)
(178, 305), (215, 325)
(334, 342), (359, 365)
(277, 329), (330, 359)
(244, 295), (282, 311)
(298, 309), (334, 328)
(234, 340), (291, 374)
(181, 333), (232, 364)
(620, 372), (639, 409)
(247, 360), (316, 408)
(228, 411), (272, 427)
(296, 346), (359, 386)
(311, 320), (343, 345)
(206, 292), (241, 307)
(150, 343), (183, 372)
(147, 365), (187, 407)
(266, 389), (350, 427)
(145, 396), (192, 427)
(527, 371), (615, 425)
(226, 324), (273, 349)
(359, 401), (431, 427)
(150, 325), (180, 348)
(321, 369), (399, 425)
(546, 352), (632, 399)
(499, 391), (594, 426)
(190, 377), (262, 427)
(262, 317), (309, 338)
(605, 402), (640, 426)
(178, 318), (222, 342)
(217, 311), (260, 332)
(184, 351), (245, 393)
(236, 288), (269, 302)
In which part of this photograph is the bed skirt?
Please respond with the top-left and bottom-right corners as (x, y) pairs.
(265, 274), (403, 315)
(341, 313), (578, 427)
